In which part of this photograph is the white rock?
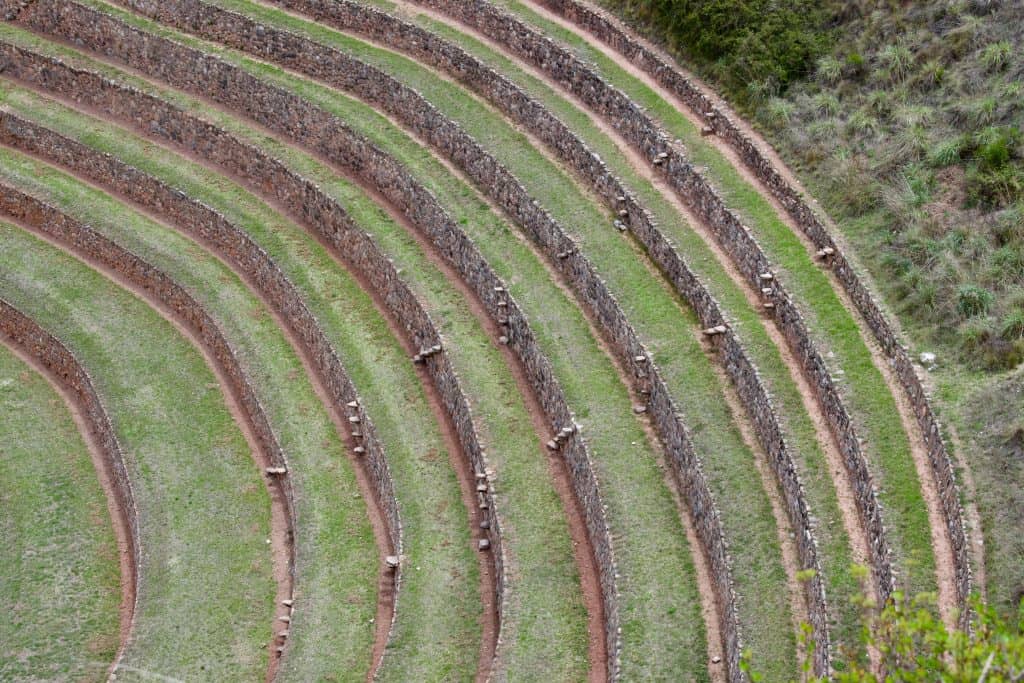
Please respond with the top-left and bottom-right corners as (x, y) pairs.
(920, 351), (937, 366)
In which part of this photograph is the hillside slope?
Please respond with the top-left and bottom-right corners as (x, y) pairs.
(609, 0), (1024, 615)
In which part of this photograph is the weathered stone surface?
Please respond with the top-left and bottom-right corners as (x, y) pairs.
(532, 0), (971, 625)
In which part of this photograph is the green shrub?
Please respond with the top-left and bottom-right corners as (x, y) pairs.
(975, 126), (1020, 170)
(619, 0), (831, 100)
(812, 92), (841, 117)
(957, 283), (995, 317)
(880, 42), (915, 82)
(967, 163), (1024, 207)
(838, 593), (1024, 681)
(845, 109), (879, 137)
(764, 97), (795, 125)
(915, 59), (946, 90)
(816, 55), (843, 84)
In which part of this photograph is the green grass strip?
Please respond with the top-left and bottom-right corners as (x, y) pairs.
(487, 0), (938, 597)
(146, 0), (807, 674)
(11, 12), (718, 679)
(0, 342), (122, 681)
(315, 0), (868, 652)
(0, 223), (274, 681)
(0, 85), (491, 682)
(235, 0), (868, 653)
(0, 139), (384, 679)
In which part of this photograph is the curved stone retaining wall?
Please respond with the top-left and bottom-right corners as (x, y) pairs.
(115, 0), (835, 671)
(0, 37), (523, 677)
(0, 117), (408, 668)
(240, 0), (834, 670)
(532, 0), (972, 620)
(0, 295), (141, 670)
(0, 182), (304, 628)
(406, 0), (897, 612)
(23, 1), (761, 676)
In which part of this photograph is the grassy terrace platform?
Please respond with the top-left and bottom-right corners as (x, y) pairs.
(1, 9), (729, 678)
(470, 0), (939, 597)
(220, 0), (864, 655)
(103, 0), (814, 674)
(0, 42), (588, 679)
(0, 223), (274, 681)
(0, 82), (489, 681)
(0, 342), (121, 681)
(0, 137), (386, 678)
(59, 0), (817, 674)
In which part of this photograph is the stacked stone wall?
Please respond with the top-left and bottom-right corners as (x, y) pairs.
(0, 37), (528, 676)
(408, 0), (904, 618)
(534, 0), (973, 617)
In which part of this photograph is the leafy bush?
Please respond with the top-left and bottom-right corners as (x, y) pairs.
(618, 0), (831, 100)
(745, 588), (1024, 681)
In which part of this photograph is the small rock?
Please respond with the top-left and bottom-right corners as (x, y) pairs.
(920, 351), (937, 366)
(711, 655), (721, 664)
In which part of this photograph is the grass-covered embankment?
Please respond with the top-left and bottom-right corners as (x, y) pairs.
(0, 79), (495, 681)
(0, 222), (275, 681)
(0, 342), (122, 681)
(0, 136), (385, 678)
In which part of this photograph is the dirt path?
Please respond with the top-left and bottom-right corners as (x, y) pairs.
(2, 215), (295, 678)
(0, 337), (138, 680)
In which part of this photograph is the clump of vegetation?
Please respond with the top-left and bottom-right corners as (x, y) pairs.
(759, 2), (1024, 370)
(613, 0), (1024, 369)
(745, 589), (1024, 681)
(615, 0), (832, 101)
